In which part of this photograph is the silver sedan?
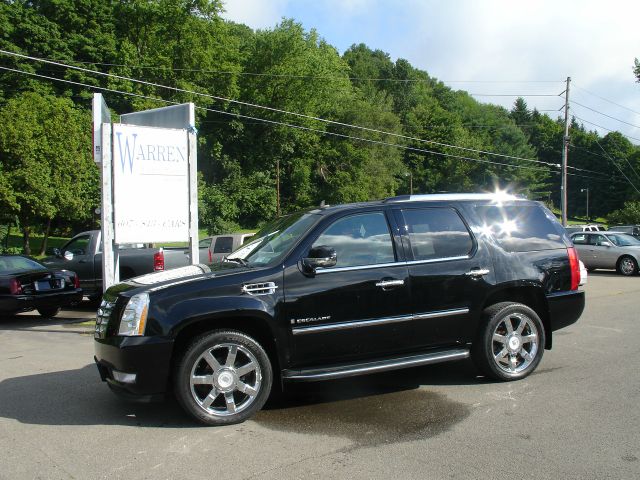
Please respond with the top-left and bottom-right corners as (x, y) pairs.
(571, 232), (640, 276)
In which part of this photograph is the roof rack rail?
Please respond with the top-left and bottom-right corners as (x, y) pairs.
(383, 193), (522, 203)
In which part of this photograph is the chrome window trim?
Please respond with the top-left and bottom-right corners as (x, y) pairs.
(315, 261), (401, 274)
(292, 307), (469, 335)
(315, 254), (471, 274)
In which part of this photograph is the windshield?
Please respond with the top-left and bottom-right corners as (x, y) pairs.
(0, 255), (46, 273)
(606, 233), (640, 247)
(233, 212), (321, 267)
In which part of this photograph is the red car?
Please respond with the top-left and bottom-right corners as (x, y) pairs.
(0, 255), (82, 318)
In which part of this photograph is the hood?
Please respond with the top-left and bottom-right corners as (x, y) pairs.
(105, 262), (252, 298)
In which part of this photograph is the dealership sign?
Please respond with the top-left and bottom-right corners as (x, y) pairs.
(93, 94), (198, 290)
(112, 124), (189, 243)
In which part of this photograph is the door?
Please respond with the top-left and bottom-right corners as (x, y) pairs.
(284, 210), (412, 366)
(59, 234), (95, 291)
(571, 233), (593, 268)
(590, 234), (617, 268)
(396, 207), (493, 347)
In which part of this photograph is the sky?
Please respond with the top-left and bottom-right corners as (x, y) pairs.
(221, 0), (640, 144)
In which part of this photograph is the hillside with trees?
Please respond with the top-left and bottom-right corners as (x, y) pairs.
(1, 0), (639, 252)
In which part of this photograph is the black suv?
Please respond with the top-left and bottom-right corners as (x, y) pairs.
(94, 194), (585, 425)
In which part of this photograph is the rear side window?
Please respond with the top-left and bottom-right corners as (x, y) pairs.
(213, 236), (234, 253)
(572, 234), (588, 245)
(401, 208), (473, 260)
(475, 205), (564, 252)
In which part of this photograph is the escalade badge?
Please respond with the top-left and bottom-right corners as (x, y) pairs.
(291, 316), (331, 325)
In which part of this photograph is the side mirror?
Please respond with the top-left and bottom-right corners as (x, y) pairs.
(63, 251), (74, 261)
(600, 241), (612, 247)
(302, 246), (337, 273)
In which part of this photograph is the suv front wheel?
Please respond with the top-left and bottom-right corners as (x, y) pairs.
(174, 330), (273, 426)
(472, 302), (545, 381)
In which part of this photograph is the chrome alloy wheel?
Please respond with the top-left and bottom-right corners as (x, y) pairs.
(189, 343), (262, 417)
(619, 257), (637, 275)
(491, 312), (539, 374)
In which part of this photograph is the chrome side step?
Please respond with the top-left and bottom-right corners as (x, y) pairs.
(282, 348), (470, 382)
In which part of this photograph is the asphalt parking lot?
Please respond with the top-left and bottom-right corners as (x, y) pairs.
(1, 272), (639, 480)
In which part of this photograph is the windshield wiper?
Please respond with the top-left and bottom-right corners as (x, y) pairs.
(223, 257), (250, 267)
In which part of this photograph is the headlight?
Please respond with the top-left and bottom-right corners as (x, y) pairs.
(118, 293), (149, 336)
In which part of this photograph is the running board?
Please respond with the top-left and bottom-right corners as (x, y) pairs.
(282, 348), (470, 382)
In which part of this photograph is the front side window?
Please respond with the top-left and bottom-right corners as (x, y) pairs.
(402, 208), (473, 260)
(63, 236), (90, 256)
(198, 238), (211, 249)
(591, 234), (608, 246)
(312, 212), (395, 268)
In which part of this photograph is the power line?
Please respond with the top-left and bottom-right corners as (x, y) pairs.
(14, 56), (565, 84)
(469, 93), (560, 97)
(593, 138), (640, 194)
(571, 99), (640, 130)
(0, 49), (563, 169)
(573, 83), (640, 116)
(569, 142), (640, 181)
(573, 115), (640, 143)
(0, 65), (555, 176)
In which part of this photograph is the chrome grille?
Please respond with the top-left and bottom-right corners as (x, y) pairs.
(95, 299), (116, 339)
(241, 282), (278, 296)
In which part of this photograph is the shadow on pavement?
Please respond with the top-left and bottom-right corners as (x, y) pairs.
(0, 360), (484, 432)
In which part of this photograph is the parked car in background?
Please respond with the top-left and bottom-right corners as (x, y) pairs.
(198, 233), (255, 264)
(609, 225), (640, 238)
(564, 224), (607, 235)
(571, 231), (640, 276)
(0, 255), (82, 317)
(95, 193), (585, 426)
(42, 230), (192, 300)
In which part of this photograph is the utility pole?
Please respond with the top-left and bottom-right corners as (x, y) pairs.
(561, 76), (571, 226)
(276, 157), (281, 217)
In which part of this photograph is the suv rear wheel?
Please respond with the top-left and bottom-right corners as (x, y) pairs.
(473, 302), (545, 381)
(174, 330), (273, 426)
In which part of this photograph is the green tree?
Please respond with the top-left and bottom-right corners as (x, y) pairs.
(608, 201), (640, 224)
(0, 92), (97, 254)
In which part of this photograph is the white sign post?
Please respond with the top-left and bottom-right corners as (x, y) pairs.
(93, 95), (198, 292)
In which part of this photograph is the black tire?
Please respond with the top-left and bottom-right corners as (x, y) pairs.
(36, 306), (61, 318)
(616, 256), (638, 276)
(174, 330), (272, 426)
(472, 302), (545, 381)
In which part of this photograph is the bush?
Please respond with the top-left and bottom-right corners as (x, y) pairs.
(608, 201), (640, 225)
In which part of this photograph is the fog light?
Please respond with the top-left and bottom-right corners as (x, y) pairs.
(112, 370), (137, 384)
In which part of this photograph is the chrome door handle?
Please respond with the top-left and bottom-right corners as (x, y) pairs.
(375, 279), (405, 288)
(465, 268), (490, 278)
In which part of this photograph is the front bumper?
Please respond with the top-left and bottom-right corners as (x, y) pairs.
(94, 335), (174, 400)
(547, 290), (585, 332)
(0, 289), (83, 314)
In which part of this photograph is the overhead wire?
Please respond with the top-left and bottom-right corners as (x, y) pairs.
(0, 49), (564, 168)
(570, 99), (640, 130)
(0, 65), (556, 175)
(573, 83), (640, 117)
(572, 115), (640, 143)
(592, 137), (640, 194)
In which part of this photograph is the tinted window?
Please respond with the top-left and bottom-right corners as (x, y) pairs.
(213, 236), (234, 253)
(402, 208), (473, 260)
(475, 205), (565, 252)
(312, 212), (395, 268)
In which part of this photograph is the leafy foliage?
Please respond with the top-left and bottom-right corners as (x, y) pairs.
(0, 2), (639, 252)
(608, 201), (640, 225)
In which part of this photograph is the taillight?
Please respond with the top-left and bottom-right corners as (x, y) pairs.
(208, 247), (212, 263)
(9, 278), (23, 295)
(153, 249), (165, 271)
(73, 275), (80, 289)
(567, 246), (580, 291)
